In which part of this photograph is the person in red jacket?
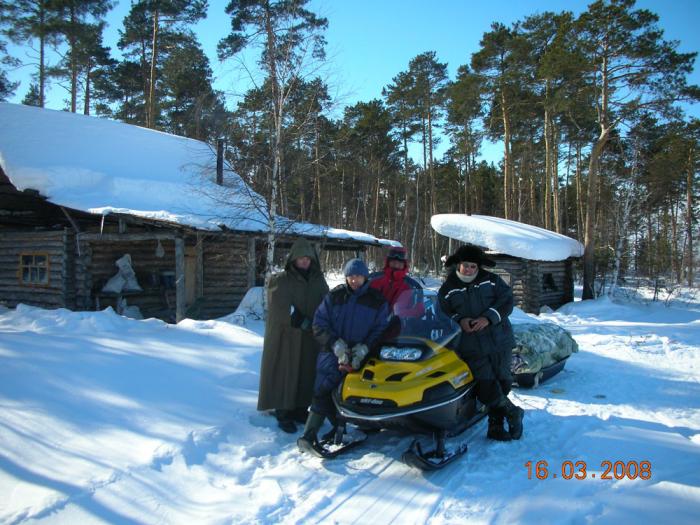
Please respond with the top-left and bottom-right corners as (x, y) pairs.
(369, 246), (424, 318)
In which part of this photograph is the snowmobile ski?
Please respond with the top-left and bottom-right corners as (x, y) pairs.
(401, 438), (467, 471)
(297, 431), (368, 459)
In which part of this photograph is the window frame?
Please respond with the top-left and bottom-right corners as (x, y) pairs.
(18, 252), (51, 287)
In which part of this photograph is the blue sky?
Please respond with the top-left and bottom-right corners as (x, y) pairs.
(5, 0), (700, 161)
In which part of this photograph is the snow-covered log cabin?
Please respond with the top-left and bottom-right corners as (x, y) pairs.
(432, 214), (584, 314)
(0, 103), (394, 322)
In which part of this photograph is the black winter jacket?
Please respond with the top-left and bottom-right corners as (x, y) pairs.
(438, 269), (516, 359)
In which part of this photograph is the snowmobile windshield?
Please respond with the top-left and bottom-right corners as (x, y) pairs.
(382, 289), (461, 352)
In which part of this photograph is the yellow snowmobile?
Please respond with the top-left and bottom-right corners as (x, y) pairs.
(331, 292), (485, 470)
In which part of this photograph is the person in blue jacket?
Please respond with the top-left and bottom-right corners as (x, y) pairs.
(297, 258), (389, 452)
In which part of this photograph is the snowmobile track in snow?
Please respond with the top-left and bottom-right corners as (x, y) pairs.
(310, 419), (487, 524)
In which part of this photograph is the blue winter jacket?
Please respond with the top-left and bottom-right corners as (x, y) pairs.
(312, 282), (389, 396)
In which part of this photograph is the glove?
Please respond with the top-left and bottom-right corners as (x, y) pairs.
(350, 343), (369, 370)
(290, 307), (312, 331)
(332, 338), (350, 365)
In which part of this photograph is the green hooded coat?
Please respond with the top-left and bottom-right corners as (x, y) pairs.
(257, 239), (329, 411)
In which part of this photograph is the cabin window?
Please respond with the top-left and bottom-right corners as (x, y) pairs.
(543, 272), (558, 291)
(19, 253), (50, 286)
(494, 269), (511, 285)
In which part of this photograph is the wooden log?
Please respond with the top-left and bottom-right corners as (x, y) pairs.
(196, 234), (204, 299)
(175, 237), (185, 323)
(247, 237), (256, 288)
(79, 232), (177, 241)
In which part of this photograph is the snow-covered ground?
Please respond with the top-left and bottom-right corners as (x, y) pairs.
(1, 285), (699, 524)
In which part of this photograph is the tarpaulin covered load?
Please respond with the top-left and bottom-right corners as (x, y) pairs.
(511, 323), (578, 381)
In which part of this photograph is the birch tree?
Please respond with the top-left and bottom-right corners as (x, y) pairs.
(218, 0), (327, 291)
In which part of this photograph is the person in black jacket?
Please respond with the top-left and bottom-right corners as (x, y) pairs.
(438, 244), (524, 441)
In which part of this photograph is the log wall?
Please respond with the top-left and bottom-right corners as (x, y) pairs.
(197, 235), (252, 319)
(490, 256), (573, 314)
(0, 229), (68, 309)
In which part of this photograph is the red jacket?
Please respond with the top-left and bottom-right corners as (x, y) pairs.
(369, 258), (424, 317)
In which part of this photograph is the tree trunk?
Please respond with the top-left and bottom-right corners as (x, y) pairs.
(544, 84), (552, 229)
(583, 126), (611, 300)
(263, 4), (284, 306)
(373, 161), (381, 230)
(687, 144), (695, 286)
(562, 140), (572, 234)
(501, 90), (513, 219)
(575, 143), (584, 242)
(147, 8), (160, 128)
(669, 201), (680, 283)
(70, 5), (77, 113)
(552, 121), (561, 233)
(411, 169), (420, 266)
(39, 5), (46, 108)
(647, 213), (653, 277)
(84, 61), (91, 115)
(609, 184), (632, 297)
(314, 117), (321, 224)
(428, 103), (440, 270)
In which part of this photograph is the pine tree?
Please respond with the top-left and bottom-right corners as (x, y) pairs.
(51, 0), (112, 112)
(576, 0), (699, 299)
(446, 64), (484, 215)
(92, 59), (145, 122)
(119, 0), (207, 128)
(472, 22), (529, 220)
(2, 0), (62, 107)
(21, 82), (41, 105)
(0, 30), (18, 100)
(383, 69), (422, 260)
(160, 34), (227, 141)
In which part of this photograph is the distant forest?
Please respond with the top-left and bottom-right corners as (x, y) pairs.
(1, 0), (699, 296)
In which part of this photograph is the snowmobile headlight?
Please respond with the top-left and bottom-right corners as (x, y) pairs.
(379, 346), (423, 361)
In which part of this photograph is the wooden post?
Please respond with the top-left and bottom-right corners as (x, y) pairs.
(216, 139), (224, 185)
(196, 233), (204, 299)
(175, 237), (186, 322)
(564, 259), (574, 304)
(247, 237), (257, 287)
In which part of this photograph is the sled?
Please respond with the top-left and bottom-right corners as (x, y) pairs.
(513, 356), (569, 388)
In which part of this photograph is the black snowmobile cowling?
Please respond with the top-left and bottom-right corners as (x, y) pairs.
(332, 293), (485, 469)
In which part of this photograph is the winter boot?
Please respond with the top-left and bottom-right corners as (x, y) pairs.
(486, 411), (512, 441)
(297, 411), (325, 453)
(503, 399), (525, 440)
(293, 407), (309, 424)
(275, 409), (297, 434)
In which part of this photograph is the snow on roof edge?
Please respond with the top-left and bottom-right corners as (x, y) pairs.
(431, 213), (583, 261)
(0, 103), (396, 248)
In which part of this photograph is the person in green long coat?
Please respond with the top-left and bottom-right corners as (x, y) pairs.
(258, 238), (329, 433)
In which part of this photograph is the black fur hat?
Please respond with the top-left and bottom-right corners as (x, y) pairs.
(444, 244), (496, 268)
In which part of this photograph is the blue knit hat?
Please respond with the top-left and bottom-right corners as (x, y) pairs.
(344, 258), (369, 278)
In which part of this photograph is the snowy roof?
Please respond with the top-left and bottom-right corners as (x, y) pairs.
(0, 103), (395, 246)
(431, 214), (583, 261)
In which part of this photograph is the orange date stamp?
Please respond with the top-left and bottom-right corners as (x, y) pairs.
(525, 460), (652, 480)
